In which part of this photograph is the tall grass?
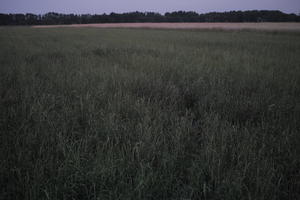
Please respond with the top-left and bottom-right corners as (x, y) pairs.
(0, 27), (299, 200)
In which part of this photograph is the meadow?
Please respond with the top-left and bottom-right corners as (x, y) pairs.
(33, 22), (300, 32)
(0, 27), (299, 199)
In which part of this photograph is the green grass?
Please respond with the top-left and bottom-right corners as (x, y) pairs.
(0, 27), (300, 200)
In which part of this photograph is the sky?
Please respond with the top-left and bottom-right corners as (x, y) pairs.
(0, 0), (299, 14)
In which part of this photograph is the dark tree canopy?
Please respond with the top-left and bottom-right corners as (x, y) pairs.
(0, 10), (299, 25)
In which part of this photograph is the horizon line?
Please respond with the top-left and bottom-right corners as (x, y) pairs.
(1, 9), (299, 15)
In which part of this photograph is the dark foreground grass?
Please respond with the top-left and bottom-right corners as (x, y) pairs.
(0, 27), (300, 200)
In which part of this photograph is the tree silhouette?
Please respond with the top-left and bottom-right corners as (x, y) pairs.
(0, 10), (299, 25)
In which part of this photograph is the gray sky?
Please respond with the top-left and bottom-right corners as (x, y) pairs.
(0, 0), (299, 14)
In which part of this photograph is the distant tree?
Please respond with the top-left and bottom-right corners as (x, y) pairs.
(0, 10), (299, 25)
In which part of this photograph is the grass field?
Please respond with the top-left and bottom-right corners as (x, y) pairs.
(33, 22), (300, 31)
(0, 27), (300, 200)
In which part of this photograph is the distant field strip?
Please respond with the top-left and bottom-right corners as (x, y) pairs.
(33, 22), (300, 31)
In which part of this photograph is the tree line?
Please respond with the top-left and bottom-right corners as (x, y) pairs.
(0, 10), (299, 25)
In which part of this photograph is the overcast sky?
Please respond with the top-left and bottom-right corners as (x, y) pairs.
(0, 0), (299, 14)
